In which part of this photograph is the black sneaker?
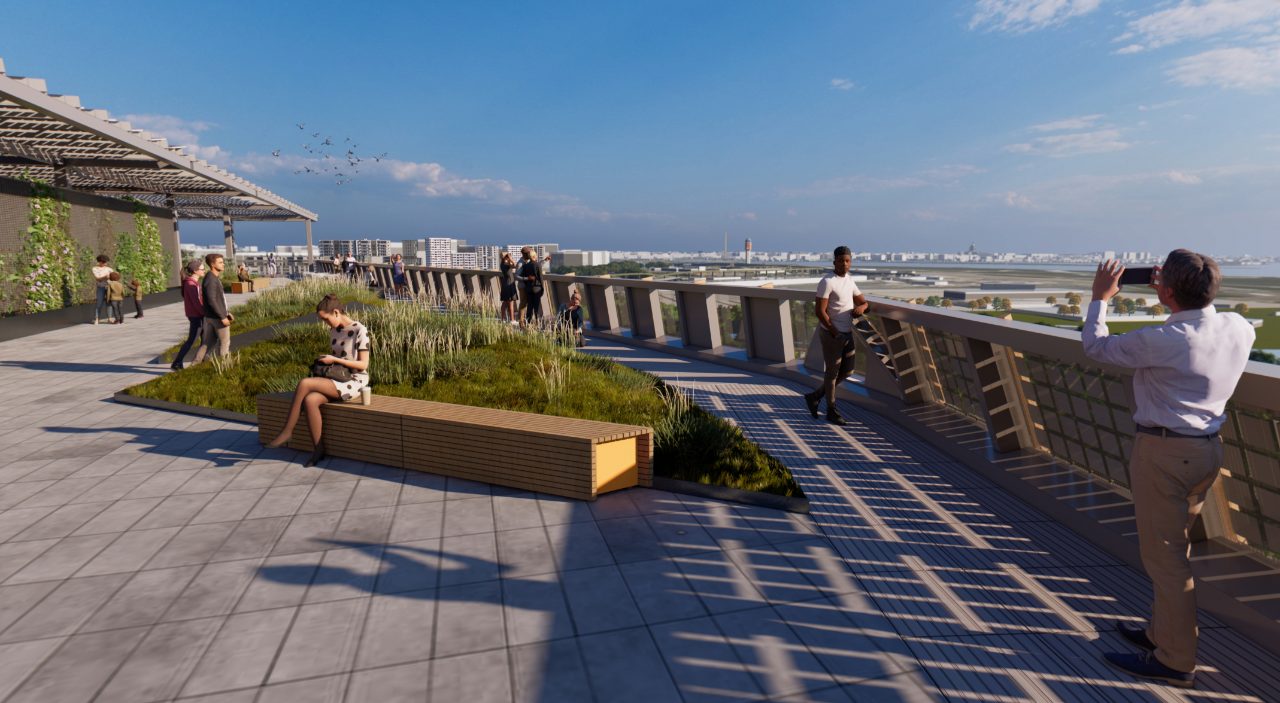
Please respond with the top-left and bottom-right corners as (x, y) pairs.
(804, 392), (820, 418)
(1117, 623), (1155, 651)
(827, 411), (848, 426)
(1103, 651), (1194, 688)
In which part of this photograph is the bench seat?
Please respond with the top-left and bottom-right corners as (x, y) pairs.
(256, 392), (652, 500)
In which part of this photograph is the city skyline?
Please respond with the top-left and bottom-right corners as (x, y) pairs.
(5, 1), (1279, 254)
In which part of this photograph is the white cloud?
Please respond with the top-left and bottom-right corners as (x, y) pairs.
(1167, 44), (1280, 90)
(1114, 0), (1280, 53)
(919, 164), (988, 180)
(1138, 100), (1182, 111)
(1165, 170), (1203, 184)
(1003, 191), (1037, 209)
(969, 0), (1102, 33)
(1004, 128), (1132, 157)
(905, 208), (956, 221)
(121, 113), (232, 164)
(737, 212), (759, 221)
(829, 78), (855, 91)
(1029, 114), (1104, 132)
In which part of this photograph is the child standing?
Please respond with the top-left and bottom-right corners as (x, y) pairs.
(128, 279), (144, 318)
(107, 272), (125, 324)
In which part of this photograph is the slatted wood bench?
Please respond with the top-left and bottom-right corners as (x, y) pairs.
(256, 393), (652, 500)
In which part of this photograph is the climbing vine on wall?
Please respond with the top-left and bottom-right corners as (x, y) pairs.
(115, 205), (169, 294)
(17, 180), (91, 313)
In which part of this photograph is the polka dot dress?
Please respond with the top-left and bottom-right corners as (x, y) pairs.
(329, 320), (371, 400)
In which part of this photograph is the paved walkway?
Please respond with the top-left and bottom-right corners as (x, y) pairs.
(0, 298), (1274, 702)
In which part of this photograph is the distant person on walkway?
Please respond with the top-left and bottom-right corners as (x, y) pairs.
(91, 254), (113, 325)
(236, 263), (254, 292)
(802, 245), (867, 426)
(106, 272), (125, 324)
(195, 253), (233, 361)
(391, 254), (408, 297)
(343, 253), (358, 281)
(557, 288), (586, 346)
(499, 251), (519, 323)
(172, 259), (205, 370)
(266, 252), (278, 277)
(519, 247), (547, 324)
(266, 294), (372, 466)
(1085, 250), (1254, 688)
(331, 255), (341, 275)
(127, 278), (144, 319)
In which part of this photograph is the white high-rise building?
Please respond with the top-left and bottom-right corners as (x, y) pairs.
(402, 239), (426, 265)
(427, 237), (457, 267)
(453, 251), (479, 269)
(475, 245), (502, 270)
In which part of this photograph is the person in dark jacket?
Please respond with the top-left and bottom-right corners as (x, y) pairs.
(195, 253), (233, 361)
(172, 259), (206, 370)
(557, 288), (586, 346)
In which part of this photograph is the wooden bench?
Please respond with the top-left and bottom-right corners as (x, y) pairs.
(230, 281), (253, 293)
(256, 393), (652, 500)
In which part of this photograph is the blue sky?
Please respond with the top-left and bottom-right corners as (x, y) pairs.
(3, 1), (1279, 254)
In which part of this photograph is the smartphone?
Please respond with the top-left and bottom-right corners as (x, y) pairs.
(1119, 267), (1154, 286)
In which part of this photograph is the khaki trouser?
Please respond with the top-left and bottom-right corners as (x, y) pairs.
(1130, 431), (1223, 673)
(809, 327), (856, 410)
(194, 318), (231, 362)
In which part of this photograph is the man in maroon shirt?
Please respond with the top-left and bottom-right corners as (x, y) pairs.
(171, 259), (206, 370)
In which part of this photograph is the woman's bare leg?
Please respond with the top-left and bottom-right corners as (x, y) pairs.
(267, 378), (341, 447)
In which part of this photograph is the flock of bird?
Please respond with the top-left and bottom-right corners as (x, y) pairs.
(273, 123), (388, 185)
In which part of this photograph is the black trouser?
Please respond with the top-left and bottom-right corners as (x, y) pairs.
(174, 316), (202, 365)
(133, 298), (144, 316)
(524, 286), (543, 322)
(110, 301), (123, 323)
(808, 327), (856, 411)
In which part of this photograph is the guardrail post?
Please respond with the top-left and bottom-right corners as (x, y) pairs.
(583, 282), (620, 332)
(880, 319), (939, 406)
(449, 272), (465, 301)
(412, 269), (427, 298)
(741, 295), (793, 363)
(964, 338), (1036, 453)
(551, 275), (575, 313)
(676, 290), (721, 349)
(626, 287), (664, 339)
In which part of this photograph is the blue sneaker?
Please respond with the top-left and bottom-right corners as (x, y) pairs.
(1117, 623), (1155, 651)
(1103, 651), (1194, 688)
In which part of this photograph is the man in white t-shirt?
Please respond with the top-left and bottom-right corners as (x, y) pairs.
(803, 246), (867, 425)
(90, 254), (114, 325)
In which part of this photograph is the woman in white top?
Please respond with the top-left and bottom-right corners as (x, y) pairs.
(266, 294), (371, 466)
(91, 254), (114, 324)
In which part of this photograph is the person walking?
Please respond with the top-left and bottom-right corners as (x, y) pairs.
(1085, 250), (1254, 688)
(499, 251), (519, 323)
(172, 259), (206, 370)
(266, 252), (278, 278)
(106, 272), (126, 324)
(802, 246), (867, 426)
(127, 278), (145, 318)
(195, 253), (233, 361)
(90, 254), (113, 324)
(266, 294), (371, 466)
(519, 247), (546, 324)
(343, 253), (357, 281)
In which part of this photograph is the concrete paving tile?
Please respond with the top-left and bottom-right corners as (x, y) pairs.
(503, 571), (574, 646)
(626, 488), (689, 516)
(298, 480), (357, 514)
(346, 660), (430, 702)
(16, 456), (101, 483)
(438, 532), (499, 587)
(646, 509), (722, 557)
(333, 505), (395, 544)
(81, 472), (158, 502)
(0, 505), (58, 542)
(304, 546), (384, 603)
(237, 551), (324, 612)
(130, 492), (216, 530)
(0, 638), (66, 702)
(493, 492), (543, 531)
(67, 453), (142, 479)
(119, 469), (199, 499)
(4, 626), (148, 703)
(0, 580), (60, 634)
(164, 557), (262, 622)
(651, 616), (766, 702)
(270, 462), (325, 488)
(0, 539), (58, 583)
(271, 510), (343, 555)
(4, 532), (118, 584)
(71, 496), (163, 535)
(537, 493), (594, 525)
(13, 476), (104, 508)
(561, 564), (644, 635)
(619, 557), (709, 624)
(258, 673), (349, 703)
(180, 608), (297, 697)
(172, 690), (259, 703)
(510, 638), (593, 703)
(373, 539), (440, 595)
(0, 459), (53, 485)
(96, 616), (224, 703)
(714, 605), (836, 699)
(430, 649), (511, 703)
(433, 580), (505, 657)
(222, 464), (285, 491)
(445, 476), (492, 499)
(597, 515), (668, 564)
(269, 597), (368, 682)
(774, 599), (911, 685)
(11, 501), (112, 541)
(546, 518), (616, 572)
(724, 545), (830, 606)
(75, 526), (181, 576)
(346, 477), (402, 509)
(83, 564), (202, 631)
(675, 551), (769, 614)
(442, 495), (495, 537)
(173, 467), (243, 496)
(355, 589), (437, 668)
(579, 626), (682, 703)
(244, 484), (312, 519)
(188, 488), (267, 525)
(389, 500), (446, 543)
(496, 525), (557, 578)
(588, 490), (641, 520)
(397, 471), (448, 504)
(145, 522), (237, 569)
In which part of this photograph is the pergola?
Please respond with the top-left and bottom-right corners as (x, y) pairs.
(0, 56), (317, 262)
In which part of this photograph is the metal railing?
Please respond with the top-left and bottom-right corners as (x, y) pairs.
(340, 261), (1280, 560)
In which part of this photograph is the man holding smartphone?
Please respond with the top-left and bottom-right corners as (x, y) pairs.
(1084, 249), (1254, 688)
(802, 245), (868, 426)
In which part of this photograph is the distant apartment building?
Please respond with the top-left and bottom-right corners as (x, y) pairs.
(475, 245), (502, 270)
(426, 237), (457, 267)
(317, 239), (390, 262)
(553, 250), (611, 268)
(453, 251), (479, 269)
(317, 240), (354, 258)
(401, 239), (425, 265)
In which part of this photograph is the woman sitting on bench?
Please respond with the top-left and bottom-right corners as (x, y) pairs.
(266, 294), (372, 466)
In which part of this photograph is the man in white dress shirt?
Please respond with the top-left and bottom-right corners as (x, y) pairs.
(1084, 249), (1254, 688)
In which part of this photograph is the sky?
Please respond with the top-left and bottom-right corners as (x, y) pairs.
(3, 0), (1279, 255)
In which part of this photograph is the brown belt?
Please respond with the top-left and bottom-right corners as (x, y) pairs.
(1137, 425), (1218, 440)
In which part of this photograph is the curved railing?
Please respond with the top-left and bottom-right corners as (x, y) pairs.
(334, 261), (1280, 561)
